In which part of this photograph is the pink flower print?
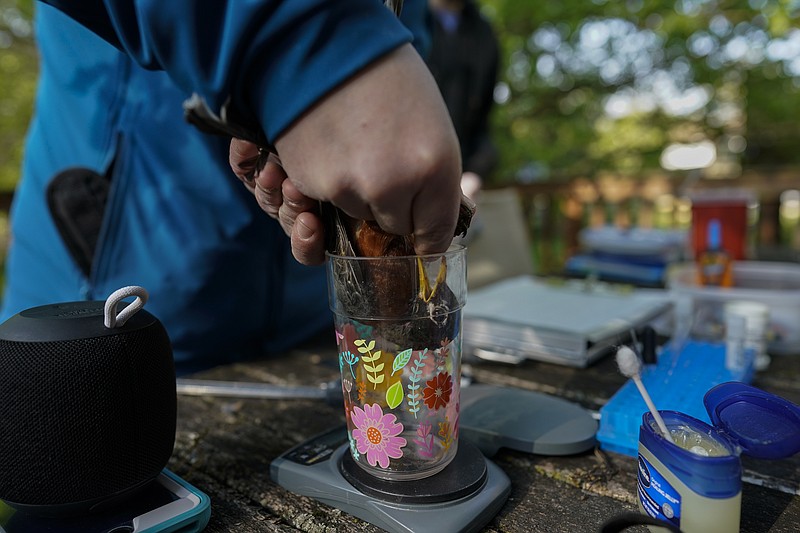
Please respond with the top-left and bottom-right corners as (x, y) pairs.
(414, 421), (435, 458)
(351, 403), (406, 468)
(423, 372), (452, 410)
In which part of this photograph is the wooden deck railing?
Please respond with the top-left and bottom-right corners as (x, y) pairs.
(0, 170), (798, 283)
(503, 167), (800, 275)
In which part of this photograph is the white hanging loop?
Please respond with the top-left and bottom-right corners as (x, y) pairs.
(104, 286), (149, 329)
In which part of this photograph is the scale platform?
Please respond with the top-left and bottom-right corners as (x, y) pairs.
(270, 425), (511, 533)
(270, 384), (598, 532)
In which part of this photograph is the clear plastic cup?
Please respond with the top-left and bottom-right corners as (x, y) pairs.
(327, 245), (466, 480)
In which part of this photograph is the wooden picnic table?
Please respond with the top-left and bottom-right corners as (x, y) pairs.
(168, 332), (800, 533)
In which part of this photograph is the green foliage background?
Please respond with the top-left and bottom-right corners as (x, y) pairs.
(0, 0), (35, 193)
(1, 0), (799, 191)
(480, 0), (800, 184)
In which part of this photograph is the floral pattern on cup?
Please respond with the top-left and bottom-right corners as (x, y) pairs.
(336, 324), (461, 476)
(351, 403), (407, 468)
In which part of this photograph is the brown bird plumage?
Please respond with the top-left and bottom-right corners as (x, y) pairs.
(325, 196), (475, 349)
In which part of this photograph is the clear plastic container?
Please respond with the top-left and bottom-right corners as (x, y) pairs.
(327, 246), (467, 481)
(667, 261), (800, 355)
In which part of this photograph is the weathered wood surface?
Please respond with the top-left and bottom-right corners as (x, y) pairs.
(169, 334), (800, 532)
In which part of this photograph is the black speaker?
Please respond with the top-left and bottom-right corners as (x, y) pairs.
(0, 289), (176, 516)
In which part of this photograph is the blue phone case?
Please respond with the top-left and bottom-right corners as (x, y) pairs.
(138, 470), (211, 533)
(0, 469), (211, 533)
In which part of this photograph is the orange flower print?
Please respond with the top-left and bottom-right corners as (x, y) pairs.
(423, 372), (452, 410)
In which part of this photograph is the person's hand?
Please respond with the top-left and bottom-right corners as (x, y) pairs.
(273, 43), (462, 257)
(230, 43), (462, 264)
(229, 140), (326, 265)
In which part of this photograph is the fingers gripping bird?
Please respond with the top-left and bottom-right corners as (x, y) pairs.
(184, 0), (475, 348)
(323, 193), (475, 349)
(320, 0), (476, 348)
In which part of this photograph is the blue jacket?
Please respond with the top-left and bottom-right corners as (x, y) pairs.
(2, 1), (424, 374)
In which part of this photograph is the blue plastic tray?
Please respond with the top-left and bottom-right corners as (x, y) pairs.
(597, 340), (752, 457)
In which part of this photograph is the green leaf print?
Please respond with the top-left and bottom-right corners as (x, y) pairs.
(392, 348), (413, 375)
(386, 381), (404, 409)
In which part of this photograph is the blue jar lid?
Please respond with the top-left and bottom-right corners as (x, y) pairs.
(704, 382), (800, 459)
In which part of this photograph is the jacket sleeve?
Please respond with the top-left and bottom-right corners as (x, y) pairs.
(40, 0), (413, 142)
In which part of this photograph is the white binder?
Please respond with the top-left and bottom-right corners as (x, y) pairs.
(463, 276), (671, 367)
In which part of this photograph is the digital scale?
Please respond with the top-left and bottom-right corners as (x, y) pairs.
(270, 384), (598, 533)
(271, 425), (508, 533)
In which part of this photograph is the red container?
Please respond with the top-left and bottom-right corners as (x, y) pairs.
(690, 189), (754, 260)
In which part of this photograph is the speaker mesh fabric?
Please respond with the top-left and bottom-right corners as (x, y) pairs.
(0, 324), (176, 505)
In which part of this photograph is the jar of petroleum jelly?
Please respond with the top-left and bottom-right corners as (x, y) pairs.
(637, 382), (800, 533)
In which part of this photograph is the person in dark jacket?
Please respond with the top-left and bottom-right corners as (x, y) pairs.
(427, 0), (500, 198)
(1, 0), (461, 374)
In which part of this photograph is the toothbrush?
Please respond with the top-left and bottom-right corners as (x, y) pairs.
(616, 346), (674, 443)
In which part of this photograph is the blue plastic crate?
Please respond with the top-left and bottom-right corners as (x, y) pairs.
(597, 340), (752, 457)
